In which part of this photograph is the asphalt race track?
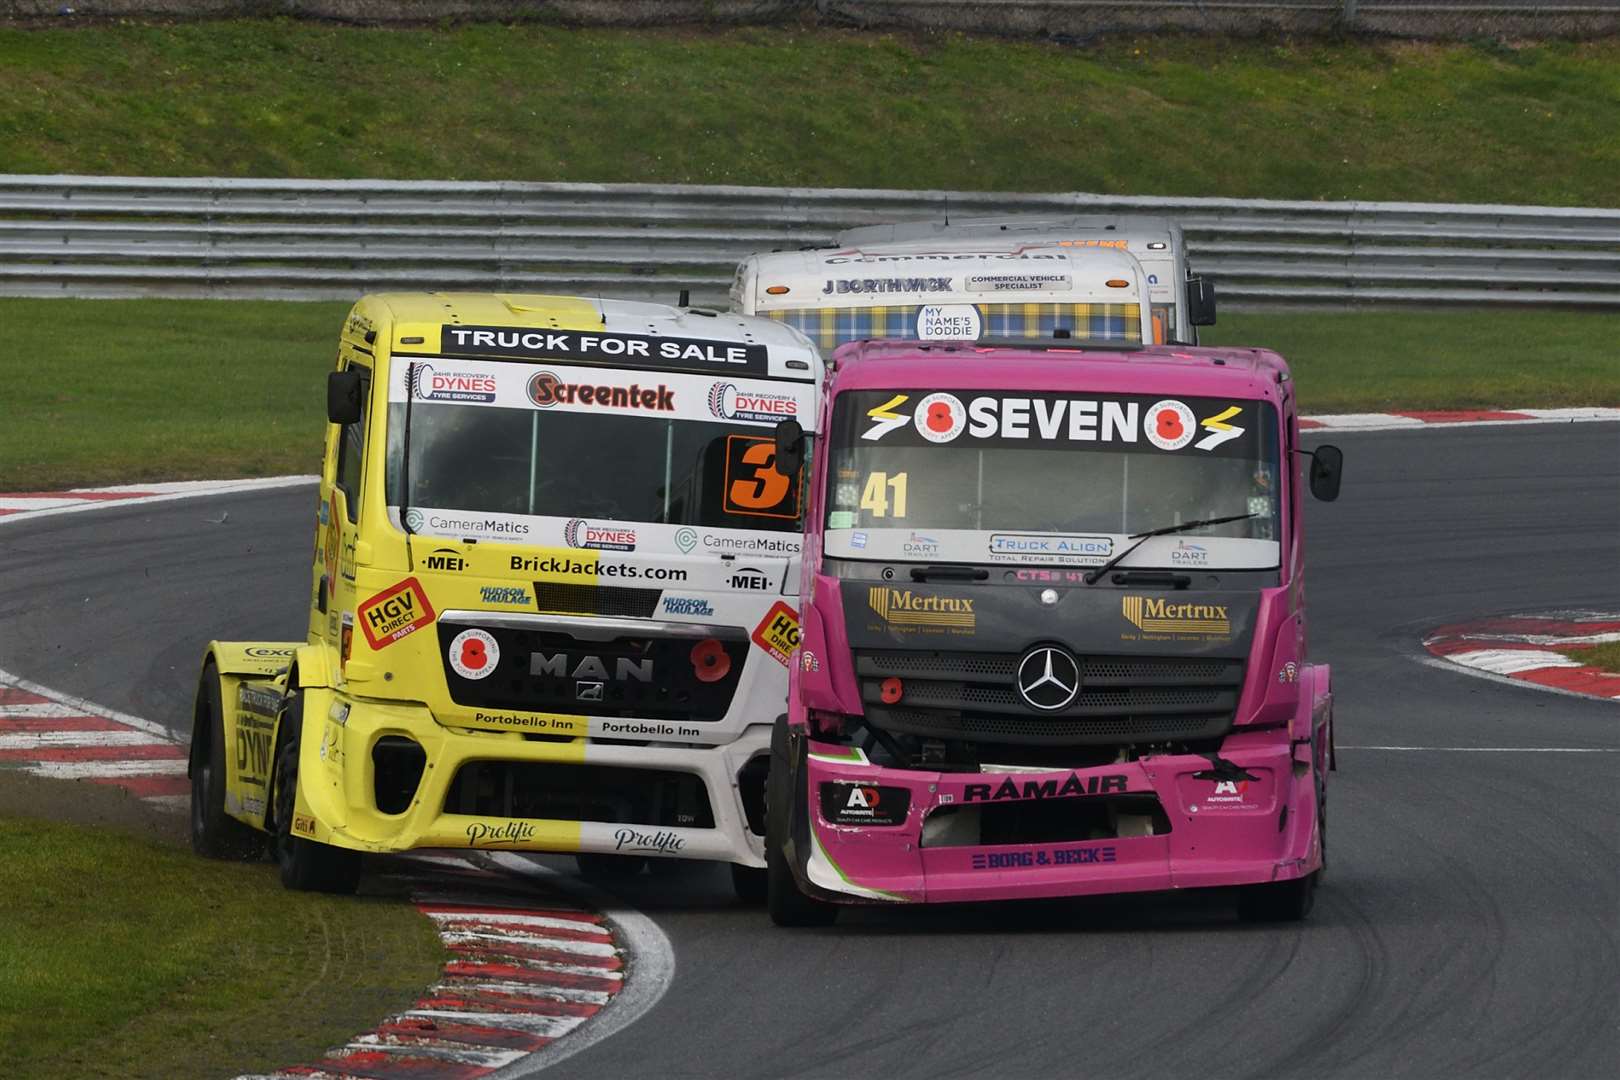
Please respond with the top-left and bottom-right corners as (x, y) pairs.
(2, 423), (1617, 1079)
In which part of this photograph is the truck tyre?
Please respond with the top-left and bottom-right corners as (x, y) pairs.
(766, 719), (837, 928)
(1238, 768), (1324, 923)
(731, 864), (767, 905)
(270, 688), (361, 894)
(576, 853), (648, 882)
(189, 663), (261, 860)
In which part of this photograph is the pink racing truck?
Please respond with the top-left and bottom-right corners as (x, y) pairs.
(765, 339), (1344, 926)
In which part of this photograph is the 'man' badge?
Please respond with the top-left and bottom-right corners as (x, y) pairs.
(358, 577), (436, 649)
(751, 601), (800, 667)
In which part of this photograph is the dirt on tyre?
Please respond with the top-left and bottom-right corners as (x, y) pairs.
(270, 688), (361, 894)
(189, 663), (262, 860)
(765, 720), (837, 928)
(1237, 767), (1324, 923)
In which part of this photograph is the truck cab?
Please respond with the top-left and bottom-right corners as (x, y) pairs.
(732, 242), (1155, 351)
(188, 293), (821, 896)
(829, 214), (1216, 345)
(768, 340), (1342, 925)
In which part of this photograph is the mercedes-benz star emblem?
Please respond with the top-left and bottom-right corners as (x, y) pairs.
(1015, 646), (1082, 711)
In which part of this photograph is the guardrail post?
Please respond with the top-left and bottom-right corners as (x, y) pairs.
(1342, 0), (1359, 25)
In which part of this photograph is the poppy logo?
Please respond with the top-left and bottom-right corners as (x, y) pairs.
(913, 392), (967, 443)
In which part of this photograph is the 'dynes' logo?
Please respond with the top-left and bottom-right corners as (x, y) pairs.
(564, 518), (636, 552)
(708, 382), (799, 423)
(861, 394), (1246, 451)
(868, 587), (975, 632)
(1016, 646), (1082, 711)
(527, 370), (675, 412)
(409, 363), (497, 403)
(1122, 596), (1231, 636)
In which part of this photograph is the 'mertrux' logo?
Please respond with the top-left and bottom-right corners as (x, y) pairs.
(1121, 596), (1230, 635)
(867, 587), (975, 630)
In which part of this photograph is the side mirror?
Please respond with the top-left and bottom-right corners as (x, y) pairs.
(1187, 274), (1217, 327)
(1308, 444), (1344, 502)
(773, 417), (805, 479)
(327, 369), (363, 425)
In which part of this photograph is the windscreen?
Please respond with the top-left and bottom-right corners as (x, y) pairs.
(822, 389), (1280, 571)
(385, 358), (812, 544)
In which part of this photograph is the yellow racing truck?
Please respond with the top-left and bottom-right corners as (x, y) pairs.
(188, 293), (821, 895)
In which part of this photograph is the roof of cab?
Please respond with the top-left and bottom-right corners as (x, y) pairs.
(742, 241), (1148, 279)
(827, 340), (1292, 407)
(357, 291), (822, 380)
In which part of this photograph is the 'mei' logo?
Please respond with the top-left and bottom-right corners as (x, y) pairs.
(728, 566), (771, 591)
(424, 548), (467, 572)
(1121, 595), (1231, 636)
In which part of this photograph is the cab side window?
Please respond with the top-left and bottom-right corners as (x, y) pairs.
(334, 365), (371, 523)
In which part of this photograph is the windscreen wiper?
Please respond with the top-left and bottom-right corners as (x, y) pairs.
(1082, 512), (1255, 586)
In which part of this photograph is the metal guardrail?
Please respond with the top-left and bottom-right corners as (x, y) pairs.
(1, 174), (1616, 308)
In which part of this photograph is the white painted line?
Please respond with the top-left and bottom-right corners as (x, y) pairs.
(1438, 631), (1620, 647)
(440, 979), (613, 1006)
(0, 497), (84, 511)
(26, 759), (188, 779)
(0, 665), (180, 743)
(344, 1035), (527, 1070)
(144, 794), (190, 812)
(440, 929), (618, 958)
(401, 1009), (586, 1038)
(0, 730), (163, 750)
(1413, 653), (1615, 703)
(424, 910), (605, 936)
(483, 853), (675, 1080)
(1445, 648), (1582, 675)
(0, 475), (318, 527)
(1517, 407), (1620, 422)
(0, 702), (90, 719)
(1341, 745), (1619, 752)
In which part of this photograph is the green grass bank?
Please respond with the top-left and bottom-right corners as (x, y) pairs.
(0, 23), (1614, 205)
(0, 812), (445, 1080)
(2, 297), (1614, 490)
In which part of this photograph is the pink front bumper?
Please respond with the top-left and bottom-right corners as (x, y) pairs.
(800, 728), (1322, 905)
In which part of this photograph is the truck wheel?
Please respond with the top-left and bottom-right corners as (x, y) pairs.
(576, 853), (648, 882)
(766, 720), (837, 928)
(731, 864), (767, 905)
(189, 663), (261, 860)
(1238, 769), (1324, 923)
(270, 689), (361, 895)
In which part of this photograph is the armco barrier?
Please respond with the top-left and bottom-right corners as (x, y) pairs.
(1, 174), (1616, 308)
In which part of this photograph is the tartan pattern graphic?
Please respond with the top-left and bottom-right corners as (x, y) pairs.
(766, 303), (1142, 351)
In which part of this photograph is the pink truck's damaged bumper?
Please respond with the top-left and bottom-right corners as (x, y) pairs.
(794, 727), (1323, 905)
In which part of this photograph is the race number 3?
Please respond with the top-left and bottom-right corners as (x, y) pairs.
(859, 471), (908, 518)
(723, 435), (801, 520)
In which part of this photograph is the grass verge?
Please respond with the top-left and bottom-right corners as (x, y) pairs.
(0, 812), (445, 1080)
(0, 24), (1615, 205)
(1560, 641), (1620, 674)
(3, 298), (1616, 490)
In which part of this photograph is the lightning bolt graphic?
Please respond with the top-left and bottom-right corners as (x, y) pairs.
(1194, 405), (1245, 451)
(861, 394), (911, 441)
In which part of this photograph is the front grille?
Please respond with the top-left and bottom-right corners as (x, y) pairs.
(855, 648), (1243, 747)
(532, 581), (662, 618)
(445, 761), (715, 829)
(440, 621), (747, 722)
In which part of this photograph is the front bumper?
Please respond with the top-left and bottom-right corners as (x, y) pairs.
(790, 727), (1321, 905)
(291, 689), (773, 866)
